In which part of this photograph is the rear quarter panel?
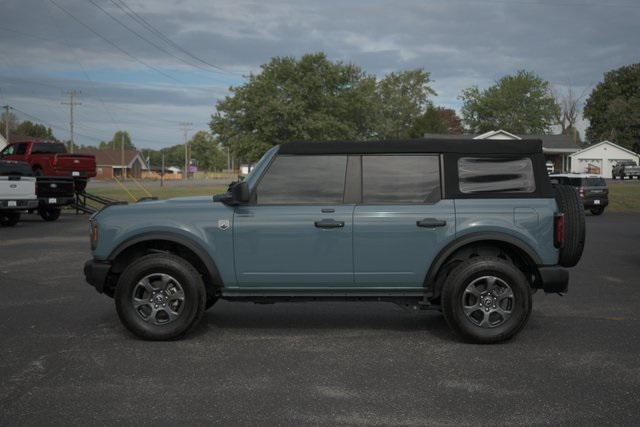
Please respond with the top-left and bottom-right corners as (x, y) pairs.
(454, 198), (559, 265)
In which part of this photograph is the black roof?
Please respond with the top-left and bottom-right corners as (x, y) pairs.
(278, 138), (543, 155)
(423, 133), (579, 151)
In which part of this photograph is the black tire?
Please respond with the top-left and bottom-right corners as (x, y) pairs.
(0, 212), (20, 227)
(554, 185), (586, 268)
(33, 168), (43, 177)
(38, 206), (61, 221)
(590, 206), (605, 216)
(205, 293), (219, 310)
(442, 256), (532, 344)
(74, 179), (87, 192)
(115, 253), (206, 340)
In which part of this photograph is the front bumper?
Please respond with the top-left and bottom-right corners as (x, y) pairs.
(84, 259), (111, 294)
(537, 266), (569, 293)
(0, 199), (39, 210)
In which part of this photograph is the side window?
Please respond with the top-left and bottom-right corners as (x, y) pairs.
(256, 155), (347, 204)
(362, 155), (441, 204)
(458, 157), (536, 194)
(1, 145), (15, 156)
(15, 143), (27, 155)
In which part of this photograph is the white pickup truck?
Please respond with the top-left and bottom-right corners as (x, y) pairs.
(0, 160), (38, 226)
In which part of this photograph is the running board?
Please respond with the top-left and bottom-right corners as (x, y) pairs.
(221, 287), (429, 303)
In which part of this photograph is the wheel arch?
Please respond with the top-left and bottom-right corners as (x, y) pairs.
(425, 232), (542, 295)
(107, 232), (224, 295)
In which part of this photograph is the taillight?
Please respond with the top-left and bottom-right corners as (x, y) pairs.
(554, 213), (564, 248)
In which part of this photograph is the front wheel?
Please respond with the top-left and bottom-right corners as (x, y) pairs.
(590, 206), (605, 216)
(115, 253), (206, 340)
(38, 206), (61, 221)
(441, 256), (532, 344)
(0, 212), (20, 227)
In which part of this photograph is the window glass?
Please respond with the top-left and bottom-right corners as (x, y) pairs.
(1, 145), (15, 156)
(583, 177), (606, 187)
(362, 155), (440, 204)
(257, 155), (347, 204)
(31, 143), (66, 154)
(15, 144), (27, 155)
(459, 157), (535, 194)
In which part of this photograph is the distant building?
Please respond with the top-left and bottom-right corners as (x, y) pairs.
(77, 147), (148, 179)
(0, 133), (7, 151)
(424, 129), (580, 173)
(569, 140), (640, 178)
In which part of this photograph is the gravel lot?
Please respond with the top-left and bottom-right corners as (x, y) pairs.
(1, 212), (639, 425)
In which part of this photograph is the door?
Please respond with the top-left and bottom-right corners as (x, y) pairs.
(234, 154), (354, 287)
(353, 155), (455, 287)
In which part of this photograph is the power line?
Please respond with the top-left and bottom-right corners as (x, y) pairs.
(86, 0), (227, 77)
(47, 0), (182, 83)
(111, 0), (240, 74)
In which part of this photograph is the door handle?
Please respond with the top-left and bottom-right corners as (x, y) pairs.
(417, 218), (447, 228)
(314, 218), (345, 229)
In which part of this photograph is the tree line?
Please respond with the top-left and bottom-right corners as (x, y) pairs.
(3, 55), (638, 169)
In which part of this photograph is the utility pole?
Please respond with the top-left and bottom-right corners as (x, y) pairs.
(2, 105), (10, 144)
(161, 150), (165, 187)
(120, 132), (126, 180)
(62, 90), (81, 153)
(179, 122), (193, 180)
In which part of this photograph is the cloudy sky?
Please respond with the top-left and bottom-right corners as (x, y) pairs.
(0, 0), (638, 149)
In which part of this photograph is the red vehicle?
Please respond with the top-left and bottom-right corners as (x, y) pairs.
(0, 138), (96, 191)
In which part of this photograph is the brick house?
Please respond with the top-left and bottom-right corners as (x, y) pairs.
(78, 147), (148, 179)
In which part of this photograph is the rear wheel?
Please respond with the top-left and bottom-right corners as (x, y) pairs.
(590, 206), (605, 216)
(38, 206), (61, 221)
(74, 179), (87, 192)
(441, 256), (532, 344)
(0, 212), (20, 227)
(115, 253), (206, 340)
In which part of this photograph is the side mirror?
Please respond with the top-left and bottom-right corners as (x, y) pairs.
(231, 181), (250, 204)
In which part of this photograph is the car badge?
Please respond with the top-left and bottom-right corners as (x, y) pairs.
(50, 183), (57, 188)
(218, 219), (230, 230)
(74, 159), (80, 164)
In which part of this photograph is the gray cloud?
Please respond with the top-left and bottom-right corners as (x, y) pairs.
(1, 0), (638, 148)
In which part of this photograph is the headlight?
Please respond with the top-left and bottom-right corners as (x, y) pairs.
(89, 220), (98, 250)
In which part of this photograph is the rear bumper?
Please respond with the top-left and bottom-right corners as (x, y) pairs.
(84, 259), (111, 294)
(537, 266), (569, 293)
(38, 196), (75, 207)
(0, 198), (39, 210)
(582, 198), (609, 208)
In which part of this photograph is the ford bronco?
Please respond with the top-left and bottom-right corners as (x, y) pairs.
(84, 139), (585, 343)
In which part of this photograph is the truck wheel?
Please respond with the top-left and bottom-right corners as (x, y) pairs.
(554, 185), (586, 268)
(205, 293), (219, 310)
(33, 168), (43, 177)
(441, 256), (532, 344)
(590, 206), (605, 216)
(74, 179), (87, 192)
(115, 253), (206, 340)
(0, 212), (20, 227)
(38, 206), (61, 221)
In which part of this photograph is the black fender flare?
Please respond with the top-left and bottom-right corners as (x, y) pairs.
(424, 232), (543, 287)
(108, 231), (224, 288)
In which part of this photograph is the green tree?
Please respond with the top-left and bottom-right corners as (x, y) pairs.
(583, 63), (640, 149)
(375, 70), (436, 139)
(460, 70), (560, 134)
(100, 130), (135, 150)
(409, 105), (463, 138)
(210, 53), (378, 163)
(14, 121), (56, 140)
(189, 131), (226, 171)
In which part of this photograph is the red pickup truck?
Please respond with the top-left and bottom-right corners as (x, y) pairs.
(0, 139), (96, 190)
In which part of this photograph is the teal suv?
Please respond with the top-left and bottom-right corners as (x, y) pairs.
(84, 139), (585, 343)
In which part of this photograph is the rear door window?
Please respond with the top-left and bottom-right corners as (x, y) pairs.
(458, 157), (535, 194)
(256, 155), (347, 204)
(362, 155), (441, 204)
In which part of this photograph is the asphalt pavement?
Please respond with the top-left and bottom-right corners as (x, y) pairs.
(1, 211), (639, 425)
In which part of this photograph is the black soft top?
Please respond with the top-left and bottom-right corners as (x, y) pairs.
(278, 138), (543, 155)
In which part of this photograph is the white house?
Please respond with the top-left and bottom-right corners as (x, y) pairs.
(0, 133), (7, 151)
(569, 140), (640, 178)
